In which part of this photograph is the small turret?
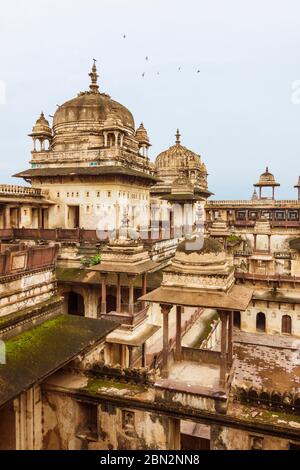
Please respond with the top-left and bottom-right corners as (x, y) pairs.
(29, 112), (52, 152)
(135, 122), (151, 157)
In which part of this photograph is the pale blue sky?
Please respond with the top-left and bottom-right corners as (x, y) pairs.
(0, 0), (299, 199)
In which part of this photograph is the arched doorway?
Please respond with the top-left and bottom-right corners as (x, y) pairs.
(68, 291), (85, 316)
(256, 312), (266, 332)
(282, 315), (292, 334)
(233, 311), (241, 329)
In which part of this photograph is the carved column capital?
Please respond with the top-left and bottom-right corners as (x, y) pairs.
(160, 303), (172, 315)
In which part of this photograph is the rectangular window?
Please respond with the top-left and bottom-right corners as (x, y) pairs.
(288, 210), (299, 221)
(237, 211), (247, 220)
(249, 211), (259, 220)
(275, 211), (286, 220)
(262, 211), (272, 220)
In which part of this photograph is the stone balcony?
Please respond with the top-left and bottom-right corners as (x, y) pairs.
(0, 185), (49, 198)
(99, 302), (149, 327)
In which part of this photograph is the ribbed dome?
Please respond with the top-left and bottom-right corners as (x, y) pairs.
(135, 122), (150, 144)
(53, 62), (135, 131)
(254, 167), (280, 187)
(30, 112), (52, 137)
(53, 92), (134, 130)
(156, 130), (202, 170)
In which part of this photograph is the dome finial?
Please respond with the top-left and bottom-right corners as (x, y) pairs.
(266, 166), (269, 173)
(175, 128), (181, 145)
(89, 59), (99, 93)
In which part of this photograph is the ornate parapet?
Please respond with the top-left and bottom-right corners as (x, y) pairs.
(85, 363), (156, 386)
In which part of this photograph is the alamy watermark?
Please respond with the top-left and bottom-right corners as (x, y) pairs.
(291, 80), (300, 104)
(95, 201), (205, 251)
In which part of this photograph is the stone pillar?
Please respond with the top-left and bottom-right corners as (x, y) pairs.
(114, 131), (119, 147)
(253, 234), (257, 252)
(142, 273), (147, 296)
(101, 273), (107, 315)
(128, 275), (136, 315)
(142, 273), (147, 308)
(272, 186), (275, 200)
(268, 234), (271, 253)
(120, 133), (124, 147)
(175, 305), (182, 360)
(103, 132), (108, 147)
(128, 345), (133, 368)
(142, 342), (146, 367)
(116, 273), (121, 313)
(161, 304), (172, 378)
(228, 311), (234, 366)
(168, 417), (181, 450)
(219, 310), (228, 389)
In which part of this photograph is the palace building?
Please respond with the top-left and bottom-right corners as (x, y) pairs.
(0, 63), (300, 450)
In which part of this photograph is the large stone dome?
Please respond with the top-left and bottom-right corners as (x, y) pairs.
(53, 61), (135, 132)
(53, 92), (135, 130)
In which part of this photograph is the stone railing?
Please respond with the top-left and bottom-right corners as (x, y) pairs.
(0, 243), (58, 277)
(235, 272), (300, 284)
(0, 185), (48, 198)
(234, 250), (253, 257)
(234, 385), (300, 414)
(0, 227), (174, 244)
(87, 363), (156, 385)
(207, 199), (300, 207)
(100, 303), (149, 327)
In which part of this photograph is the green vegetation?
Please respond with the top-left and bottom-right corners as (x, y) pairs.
(227, 234), (242, 244)
(80, 253), (102, 267)
(83, 378), (145, 396)
(0, 295), (62, 328)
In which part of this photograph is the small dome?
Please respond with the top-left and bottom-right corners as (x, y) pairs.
(155, 130), (202, 170)
(254, 167), (280, 187)
(30, 112), (52, 137)
(135, 122), (150, 145)
(177, 235), (223, 255)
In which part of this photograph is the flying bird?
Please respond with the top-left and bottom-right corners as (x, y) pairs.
(157, 72), (160, 75)
(142, 72), (145, 78)
(123, 34), (126, 39)
(196, 69), (201, 73)
(178, 66), (181, 71)
(145, 56), (149, 61)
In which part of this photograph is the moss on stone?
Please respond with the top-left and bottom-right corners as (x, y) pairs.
(0, 295), (62, 329)
(82, 378), (145, 396)
(0, 314), (117, 406)
(190, 311), (219, 349)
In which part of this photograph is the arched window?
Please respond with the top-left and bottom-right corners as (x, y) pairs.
(281, 315), (292, 334)
(233, 311), (241, 329)
(68, 291), (85, 316)
(256, 312), (266, 332)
